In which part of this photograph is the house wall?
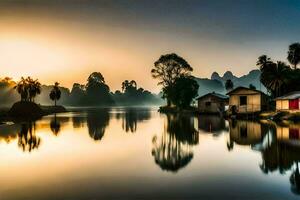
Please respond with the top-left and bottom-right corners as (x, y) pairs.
(276, 100), (289, 110)
(229, 90), (262, 113)
(198, 96), (226, 113)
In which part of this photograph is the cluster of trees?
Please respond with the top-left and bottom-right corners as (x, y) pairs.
(151, 53), (199, 109)
(13, 77), (61, 106)
(69, 72), (162, 106)
(0, 72), (162, 107)
(113, 80), (162, 105)
(14, 77), (41, 102)
(70, 72), (114, 106)
(257, 43), (300, 97)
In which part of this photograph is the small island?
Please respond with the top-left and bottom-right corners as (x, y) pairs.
(0, 78), (66, 121)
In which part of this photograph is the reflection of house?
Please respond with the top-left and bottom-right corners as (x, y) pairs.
(227, 87), (268, 114)
(275, 91), (300, 111)
(196, 92), (228, 114)
(277, 124), (300, 146)
(229, 120), (266, 145)
(198, 115), (227, 134)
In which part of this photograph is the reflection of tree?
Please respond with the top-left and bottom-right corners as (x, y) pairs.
(50, 114), (61, 135)
(72, 114), (86, 129)
(152, 114), (198, 172)
(116, 108), (151, 133)
(87, 109), (110, 141)
(0, 124), (20, 143)
(18, 122), (41, 152)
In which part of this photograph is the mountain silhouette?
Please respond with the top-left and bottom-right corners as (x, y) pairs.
(194, 69), (266, 97)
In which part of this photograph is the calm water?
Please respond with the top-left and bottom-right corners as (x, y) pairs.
(0, 107), (300, 200)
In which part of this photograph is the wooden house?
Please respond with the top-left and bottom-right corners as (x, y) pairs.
(227, 87), (269, 114)
(275, 91), (300, 111)
(196, 92), (229, 114)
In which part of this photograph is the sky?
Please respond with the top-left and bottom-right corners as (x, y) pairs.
(0, 0), (300, 92)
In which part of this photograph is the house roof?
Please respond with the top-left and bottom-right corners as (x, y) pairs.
(226, 86), (267, 96)
(275, 91), (300, 100)
(196, 92), (228, 101)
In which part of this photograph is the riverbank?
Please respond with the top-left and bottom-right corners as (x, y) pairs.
(158, 106), (198, 114)
(0, 102), (67, 122)
(259, 111), (300, 122)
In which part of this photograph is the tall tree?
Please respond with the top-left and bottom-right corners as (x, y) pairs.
(49, 82), (61, 106)
(260, 60), (291, 97)
(167, 76), (199, 109)
(287, 43), (300, 69)
(151, 53), (193, 106)
(225, 79), (234, 91)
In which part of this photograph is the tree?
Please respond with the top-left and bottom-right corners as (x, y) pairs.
(167, 76), (199, 109)
(49, 82), (61, 106)
(85, 72), (114, 105)
(14, 77), (41, 102)
(260, 60), (291, 97)
(287, 43), (300, 69)
(151, 53), (193, 106)
(14, 77), (28, 101)
(225, 79), (234, 91)
(249, 84), (256, 90)
(256, 55), (273, 71)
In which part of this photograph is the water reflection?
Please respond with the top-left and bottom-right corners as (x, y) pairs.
(50, 114), (61, 135)
(87, 109), (110, 141)
(152, 114), (198, 172)
(227, 120), (269, 151)
(2, 109), (300, 198)
(18, 122), (41, 152)
(116, 108), (151, 133)
(198, 115), (228, 136)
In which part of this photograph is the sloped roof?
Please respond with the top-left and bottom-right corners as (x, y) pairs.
(196, 92), (228, 101)
(226, 86), (267, 96)
(275, 91), (300, 100)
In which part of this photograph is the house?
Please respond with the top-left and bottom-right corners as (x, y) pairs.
(196, 92), (229, 114)
(275, 91), (300, 111)
(227, 87), (269, 114)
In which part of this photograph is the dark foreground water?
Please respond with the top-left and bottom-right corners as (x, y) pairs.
(0, 107), (300, 200)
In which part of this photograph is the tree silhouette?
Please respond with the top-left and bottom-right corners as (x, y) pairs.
(259, 60), (290, 97)
(287, 43), (300, 69)
(14, 77), (41, 102)
(225, 79), (234, 91)
(49, 82), (61, 106)
(151, 53), (193, 106)
(166, 76), (199, 109)
(249, 84), (256, 90)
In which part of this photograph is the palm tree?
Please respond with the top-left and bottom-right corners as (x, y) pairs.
(49, 82), (61, 106)
(27, 77), (41, 102)
(225, 79), (234, 91)
(14, 77), (28, 101)
(256, 55), (273, 71)
(260, 61), (291, 97)
(287, 43), (300, 69)
(121, 80), (129, 92)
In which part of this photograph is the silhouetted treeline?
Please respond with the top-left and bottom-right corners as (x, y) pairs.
(0, 72), (163, 107)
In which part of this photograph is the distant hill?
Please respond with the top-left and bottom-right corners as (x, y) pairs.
(194, 69), (267, 97)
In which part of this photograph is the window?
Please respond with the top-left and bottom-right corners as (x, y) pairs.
(205, 102), (211, 107)
(240, 96), (247, 106)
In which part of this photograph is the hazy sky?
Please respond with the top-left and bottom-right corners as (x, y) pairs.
(0, 0), (300, 92)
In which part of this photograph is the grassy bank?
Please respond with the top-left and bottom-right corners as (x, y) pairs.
(0, 102), (67, 122)
(158, 106), (198, 114)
